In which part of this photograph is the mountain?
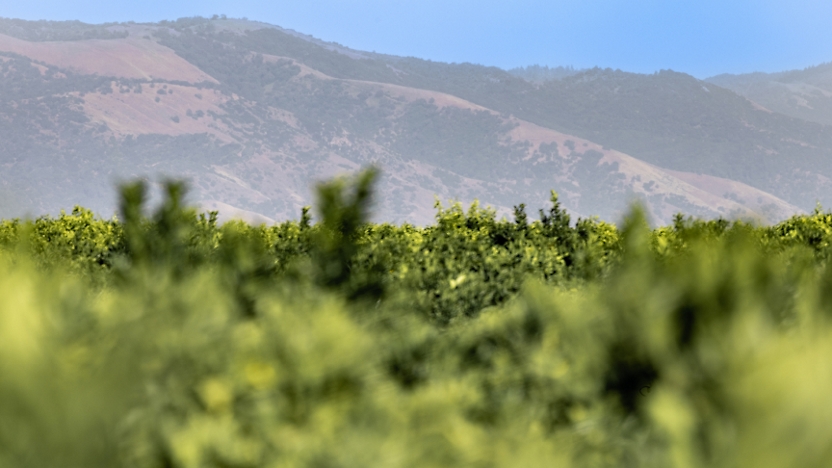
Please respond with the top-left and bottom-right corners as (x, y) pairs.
(707, 62), (832, 127)
(0, 16), (826, 225)
(507, 65), (585, 83)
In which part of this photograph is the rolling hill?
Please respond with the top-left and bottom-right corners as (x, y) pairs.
(707, 62), (832, 127)
(0, 16), (828, 225)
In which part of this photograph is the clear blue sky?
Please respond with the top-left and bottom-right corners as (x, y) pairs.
(4, 0), (832, 78)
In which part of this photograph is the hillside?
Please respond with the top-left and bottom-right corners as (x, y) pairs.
(1, 16), (828, 224)
(707, 62), (832, 127)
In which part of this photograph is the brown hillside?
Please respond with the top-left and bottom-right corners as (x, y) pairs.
(64, 53), (800, 224)
(0, 19), (807, 225)
(0, 33), (217, 82)
(80, 83), (233, 140)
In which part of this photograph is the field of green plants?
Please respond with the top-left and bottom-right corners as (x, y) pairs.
(2, 168), (832, 468)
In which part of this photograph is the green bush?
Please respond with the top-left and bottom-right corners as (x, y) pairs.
(2, 169), (832, 467)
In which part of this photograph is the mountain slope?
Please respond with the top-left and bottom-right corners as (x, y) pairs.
(0, 32), (217, 82)
(152, 20), (832, 211)
(0, 16), (820, 225)
(707, 62), (832, 127)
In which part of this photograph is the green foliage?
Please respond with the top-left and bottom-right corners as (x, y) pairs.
(311, 167), (382, 300)
(118, 180), (220, 273)
(5, 171), (832, 467)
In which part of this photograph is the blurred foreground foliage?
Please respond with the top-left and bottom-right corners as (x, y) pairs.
(2, 169), (832, 467)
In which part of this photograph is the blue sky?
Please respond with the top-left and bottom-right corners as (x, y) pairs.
(4, 0), (832, 78)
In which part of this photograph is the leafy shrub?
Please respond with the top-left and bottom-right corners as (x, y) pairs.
(2, 169), (832, 467)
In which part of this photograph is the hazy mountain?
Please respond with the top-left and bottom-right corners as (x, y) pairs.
(507, 65), (585, 83)
(707, 62), (832, 127)
(1, 16), (827, 225)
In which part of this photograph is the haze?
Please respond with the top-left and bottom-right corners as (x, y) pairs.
(6, 0), (832, 78)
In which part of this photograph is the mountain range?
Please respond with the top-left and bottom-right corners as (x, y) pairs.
(1, 16), (830, 225)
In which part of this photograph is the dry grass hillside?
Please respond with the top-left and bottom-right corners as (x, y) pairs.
(0, 17), (817, 225)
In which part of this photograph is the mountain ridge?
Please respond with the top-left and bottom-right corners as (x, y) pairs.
(0, 16), (827, 225)
(707, 62), (832, 127)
